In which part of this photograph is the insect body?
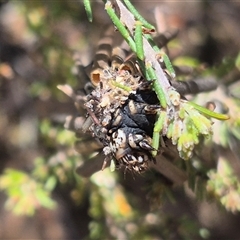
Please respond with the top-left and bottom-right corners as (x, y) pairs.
(85, 61), (160, 172)
(62, 26), (222, 174)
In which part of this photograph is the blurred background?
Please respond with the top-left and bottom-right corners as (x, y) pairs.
(0, 1), (240, 239)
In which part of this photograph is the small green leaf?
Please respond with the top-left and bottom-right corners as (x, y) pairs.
(173, 56), (200, 68)
(35, 188), (56, 209)
(146, 63), (167, 108)
(83, 0), (93, 22)
(110, 160), (116, 172)
(123, 0), (155, 30)
(188, 101), (229, 120)
(235, 52), (240, 70)
(105, 2), (136, 53)
(152, 111), (167, 156)
(134, 21), (144, 60)
(162, 53), (175, 78)
(45, 176), (57, 191)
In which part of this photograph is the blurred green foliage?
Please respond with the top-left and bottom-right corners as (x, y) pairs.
(207, 158), (240, 213)
(0, 168), (56, 215)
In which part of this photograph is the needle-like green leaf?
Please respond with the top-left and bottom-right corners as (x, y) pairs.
(152, 111), (167, 156)
(123, 0), (155, 30)
(188, 102), (230, 120)
(105, 2), (136, 52)
(84, 0), (93, 22)
(146, 62), (167, 108)
(134, 21), (144, 60)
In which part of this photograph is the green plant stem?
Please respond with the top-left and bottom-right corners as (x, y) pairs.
(105, 1), (136, 52)
(123, 0), (155, 30)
